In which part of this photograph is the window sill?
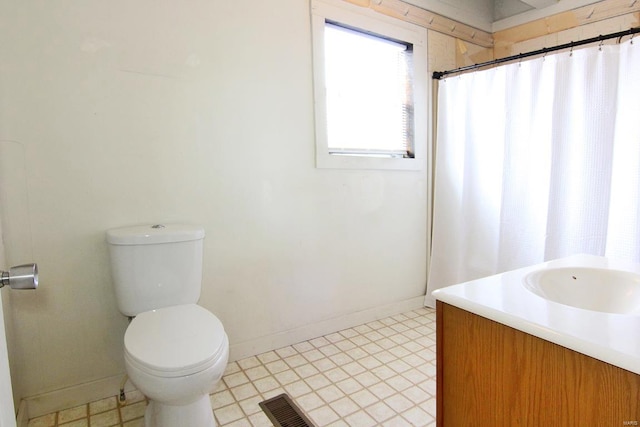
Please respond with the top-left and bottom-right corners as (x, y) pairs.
(316, 153), (424, 171)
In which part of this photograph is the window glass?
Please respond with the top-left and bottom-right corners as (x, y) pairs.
(324, 23), (414, 158)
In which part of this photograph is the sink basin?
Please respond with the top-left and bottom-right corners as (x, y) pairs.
(524, 267), (640, 314)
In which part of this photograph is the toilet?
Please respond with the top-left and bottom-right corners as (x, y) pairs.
(107, 223), (229, 427)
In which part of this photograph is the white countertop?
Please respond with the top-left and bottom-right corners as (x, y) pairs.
(432, 254), (640, 375)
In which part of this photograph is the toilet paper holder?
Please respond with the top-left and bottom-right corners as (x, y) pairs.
(0, 263), (38, 290)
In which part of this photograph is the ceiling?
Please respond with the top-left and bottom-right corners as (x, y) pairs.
(494, 0), (539, 21)
(402, 0), (598, 32)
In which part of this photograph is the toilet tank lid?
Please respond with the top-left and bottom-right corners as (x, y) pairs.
(107, 224), (205, 245)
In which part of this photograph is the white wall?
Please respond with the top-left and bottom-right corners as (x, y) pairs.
(0, 0), (428, 401)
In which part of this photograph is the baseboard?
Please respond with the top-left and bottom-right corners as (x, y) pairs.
(22, 295), (427, 419)
(16, 400), (28, 427)
(229, 295), (427, 362)
(424, 293), (436, 309)
(24, 373), (137, 419)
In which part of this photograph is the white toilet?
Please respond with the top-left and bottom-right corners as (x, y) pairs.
(107, 223), (229, 427)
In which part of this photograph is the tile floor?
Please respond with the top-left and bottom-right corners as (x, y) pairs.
(28, 307), (437, 427)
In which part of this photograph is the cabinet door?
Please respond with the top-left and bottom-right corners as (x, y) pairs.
(437, 302), (640, 426)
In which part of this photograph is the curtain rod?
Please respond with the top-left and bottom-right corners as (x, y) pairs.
(432, 27), (640, 80)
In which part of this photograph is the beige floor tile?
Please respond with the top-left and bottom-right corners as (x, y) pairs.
(334, 339), (356, 352)
(350, 388), (378, 407)
(252, 376), (280, 393)
(324, 332), (344, 343)
(326, 419), (349, 427)
(308, 405), (339, 426)
(354, 371), (380, 388)
(309, 337), (331, 348)
(29, 308), (438, 427)
(402, 405), (435, 426)
(256, 351), (279, 364)
(89, 397), (118, 415)
(265, 360), (289, 375)
(335, 377), (363, 394)
(316, 384), (345, 403)
(237, 395), (263, 416)
(341, 361), (366, 376)
(89, 409), (119, 427)
(384, 393), (414, 413)
(237, 356), (261, 370)
(59, 419), (88, 427)
(296, 392), (325, 412)
(274, 369), (300, 385)
(305, 373), (331, 389)
(301, 349), (324, 362)
(292, 341), (314, 353)
(224, 418), (252, 427)
(387, 373), (416, 392)
(366, 401), (396, 423)
(120, 401), (146, 422)
(230, 383), (259, 401)
(382, 415), (416, 427)
(215, 403), (244, 425)
(58, 404), (86, 424)
(211, 389), (235, 409)
(224, 362), (241, 376)
(358, 355), (383, 369)
(224, 371), (250, 388)
(293, 363), (319, 379)
(330, 396), (359, 417)
(344, 410), (377, 427)
(122, 419), (144, 427)
(369, 381), (396, 400)
(247, 411), (272, 427)
(283, 354), (307, 368)
(283, 380), (312, 397)
(324, 367), (348, 383)
(421, 397), (437, 418)
(244, 365), (270, 381)
(260, 387), (286, 400)
(376, 351), (398, 365)
(311, 358), (337, 371)
(274, 346), (297, 358)
(27, 413), (55, 427)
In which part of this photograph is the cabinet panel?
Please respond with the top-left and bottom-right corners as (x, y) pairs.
(437, 301), (640, 426)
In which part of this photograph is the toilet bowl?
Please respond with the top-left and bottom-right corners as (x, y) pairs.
(124, 304), (229, 427)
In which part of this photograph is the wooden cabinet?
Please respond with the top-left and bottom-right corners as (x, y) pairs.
(436, 301), (640, 426)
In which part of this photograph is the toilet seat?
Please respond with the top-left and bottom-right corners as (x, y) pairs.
(124, 304), (226, 378)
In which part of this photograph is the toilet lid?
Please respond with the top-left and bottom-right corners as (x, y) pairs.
(124, 304), (226, 377)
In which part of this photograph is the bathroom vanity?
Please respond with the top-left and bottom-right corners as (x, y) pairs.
(433, 255), (640, 426)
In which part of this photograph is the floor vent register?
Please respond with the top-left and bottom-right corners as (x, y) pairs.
(259, 393), (316, 427)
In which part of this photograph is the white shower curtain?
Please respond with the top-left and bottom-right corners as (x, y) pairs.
(426, 39), (640, 307)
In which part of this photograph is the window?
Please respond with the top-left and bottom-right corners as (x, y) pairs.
(311, 0), (428, 170)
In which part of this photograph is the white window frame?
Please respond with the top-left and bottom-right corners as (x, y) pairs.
(311, 0), (429, 171)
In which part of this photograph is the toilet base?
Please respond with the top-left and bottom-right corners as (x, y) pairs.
(144, 395), (215, 427)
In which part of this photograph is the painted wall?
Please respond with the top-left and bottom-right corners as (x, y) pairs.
(0, 0), (431, 400)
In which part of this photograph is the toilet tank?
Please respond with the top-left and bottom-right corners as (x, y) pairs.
(106, 224), (205, 316)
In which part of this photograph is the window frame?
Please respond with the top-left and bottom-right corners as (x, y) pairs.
(311, 0), (429, 171)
